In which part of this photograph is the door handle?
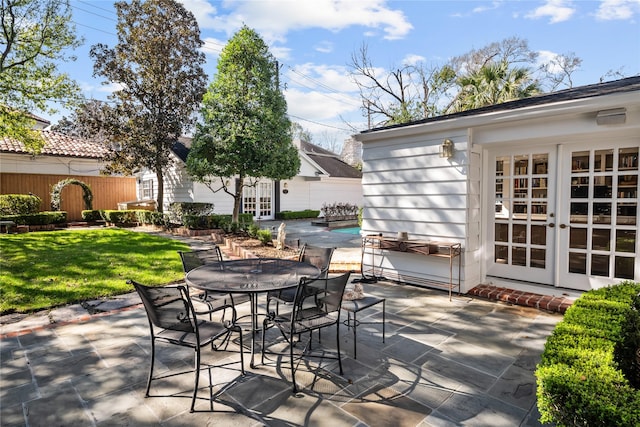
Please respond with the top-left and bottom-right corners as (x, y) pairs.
(548, 223), (555, 228)
(559, 224), (567, 229)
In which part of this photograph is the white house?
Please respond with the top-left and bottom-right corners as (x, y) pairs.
(353, 76), (639, 295)
(138, 139), (362, 219)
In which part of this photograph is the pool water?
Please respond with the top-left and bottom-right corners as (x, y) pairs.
(330, 227), (361, 235)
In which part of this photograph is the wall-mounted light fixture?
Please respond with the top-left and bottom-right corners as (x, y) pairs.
(283, 182), (288, 189)
(224, 179), (230, 187)
(439, 139), (454, 159)
(596, 108), (626, 125)
(282, 182), (289, 194)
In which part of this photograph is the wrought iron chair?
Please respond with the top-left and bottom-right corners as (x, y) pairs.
(178, 249), (250, 320)
(266, 244), (335, 314)
(131, 280), (244, 412)
(261, 271), (351, 392)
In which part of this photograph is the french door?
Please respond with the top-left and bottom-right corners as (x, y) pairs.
(488, 142), (639, 290)
(488, 147), (557, 284)
(242, 180), (274, 220)
(557, 143), (638, 290)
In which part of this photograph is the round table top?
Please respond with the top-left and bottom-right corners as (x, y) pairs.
(185, 258), (320, 293)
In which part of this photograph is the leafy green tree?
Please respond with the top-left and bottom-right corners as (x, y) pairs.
(187, 26), (300, 222)
(451, 61), (540, 112)
(89, 0), (207, 212)
(0, 0), (81, 153)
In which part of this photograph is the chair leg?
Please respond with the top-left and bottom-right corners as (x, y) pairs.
(190, 347), (201, 413)
(145, 338), (156, 397)
(336, 323), (343, 375)
(290, 337), (297, 393)
(236, 325), (245, 375)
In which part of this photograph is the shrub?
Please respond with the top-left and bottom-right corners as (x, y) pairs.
(82, 210), (104, 222)
(0, 194), (42, 215)
(257, 229), (272, 245)
(320, 202), (359, 219)
(536, 281), (640, 426)
(276, 210), (320, 220)
(0, 211), (66, 225)
(247, 224), (261, 238)
(101, 210), (139, 224)
(135, 210), (167, 226)
(167, 202), (214, 224)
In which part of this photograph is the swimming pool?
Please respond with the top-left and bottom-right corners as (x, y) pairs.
(330, 227), (361, 235)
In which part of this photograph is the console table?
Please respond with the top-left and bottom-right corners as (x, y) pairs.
(361, 234), (462, 300)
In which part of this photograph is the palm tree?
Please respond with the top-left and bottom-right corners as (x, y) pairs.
(449, 61), (540, 113)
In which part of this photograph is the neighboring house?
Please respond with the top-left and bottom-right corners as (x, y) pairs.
(137, 139), (363, 219)
(0, 130), (136, 220)
(353, 76), (639, 295)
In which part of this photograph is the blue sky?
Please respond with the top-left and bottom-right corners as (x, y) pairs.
(52, 0), (640, 148)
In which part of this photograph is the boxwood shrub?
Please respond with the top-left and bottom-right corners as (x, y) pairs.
(536, 281), (640, 426)
(275, 210), (320, 220)
(0, 194), (42, 215)
(0, 211), (67, 225)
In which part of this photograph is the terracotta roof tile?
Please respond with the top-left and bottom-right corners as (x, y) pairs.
(0, 130), (107, 159)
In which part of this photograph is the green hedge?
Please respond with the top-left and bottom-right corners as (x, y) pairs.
(0, 211), (67, 225)
(82, 210), (104, 222)
(536, 281), (640, 426)
(0, 194), (42, 215)
(275, 210), (320, 220)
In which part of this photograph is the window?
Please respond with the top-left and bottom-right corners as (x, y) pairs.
(141, 180), (153, 199)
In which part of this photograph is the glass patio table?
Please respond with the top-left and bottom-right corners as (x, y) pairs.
(185, 257), (320, 367)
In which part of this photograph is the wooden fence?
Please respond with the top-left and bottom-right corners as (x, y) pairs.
(0, 173), (138, 221)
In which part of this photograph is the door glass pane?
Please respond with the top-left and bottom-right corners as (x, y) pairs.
(495, 223), (508, 242)
(570, 228), (587, 249)
(591, 254), (610, 276)
(593, 202), (611, 224)
(615, 257), (634, 279)
(619, 147), (638, 170)
(617, 202), (637, 225)
(531, 248), (546, 269)
(571, 177), (589, 198)
(572, 151), (590, 173)
(514, 155), (528, 175)
(496, 156), (510, 176)
(594, 176), (612, 198)
(531, 202), (547, 221)
(569, 252), (587, 274)
(618, 175), (638, 198)
(512, 247), (526, 266)
(513, 224), (527, 243)
(570, 202), (588, 223)
(513, 202), (527, 217)
(532, 178), (547, 198)
(531, 225), (546, 245)
(592, 229), (611, 251)
(594, 149), (614, 172)
(495, 245), (508, 264)
(616, 230), (636, 252)
(514, 178), (528, 198)
(533, 154), (548, 174)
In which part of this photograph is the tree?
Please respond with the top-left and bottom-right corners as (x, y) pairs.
(450, 61), (540, 112)
(0, 0), (81, 153)
(186, 25), (300, 223)
(88, 0), (207, 212)
(350, 36), (580, 126)
(291, 122), (313, 142)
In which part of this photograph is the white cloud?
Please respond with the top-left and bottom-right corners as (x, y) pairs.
(595, 0), (640, 20)
(536, 50), (562, 73)
(183, 0), (413, 42)
(526, 0), (576, 23)
(314, 41), (333, 54)
(402, 54), (426, 66)
(285, 88), (359, 122)
(287, 63), (358, 93)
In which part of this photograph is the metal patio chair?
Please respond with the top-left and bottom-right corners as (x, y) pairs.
(131, 280), (245, 412)
(178, 248), (250, 320)
(261, 271), (351, 392)
(266, 244), (335, 314)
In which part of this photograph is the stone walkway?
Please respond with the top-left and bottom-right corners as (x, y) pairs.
(1, 220), (568, 425)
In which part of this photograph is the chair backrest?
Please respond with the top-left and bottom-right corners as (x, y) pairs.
(294, 271), (351, 318)
(298, 244), (334, 278)
(178, 247), (223, 273)
(131, 281), (196, 333)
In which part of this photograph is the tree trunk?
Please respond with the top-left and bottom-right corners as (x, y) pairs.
(232, 180), (243, 223)
(156, 169), (164, 213)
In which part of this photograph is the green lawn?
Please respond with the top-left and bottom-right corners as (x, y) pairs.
(0, 228), (190, 314)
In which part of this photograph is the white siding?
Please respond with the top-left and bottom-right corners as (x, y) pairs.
(0, 153), (104, 176)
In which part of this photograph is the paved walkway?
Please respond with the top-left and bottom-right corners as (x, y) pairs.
(1, 220), (564, 426)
